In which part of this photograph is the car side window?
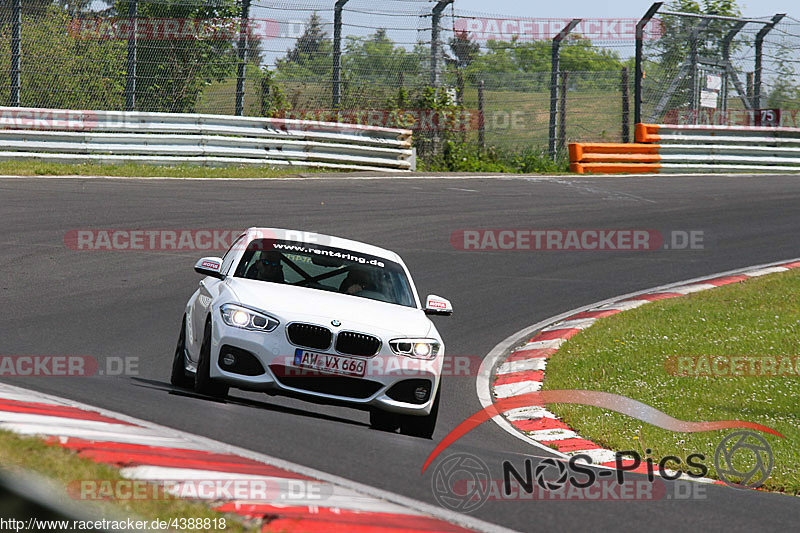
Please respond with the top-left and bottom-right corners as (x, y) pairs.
(220, 235), (245, 275)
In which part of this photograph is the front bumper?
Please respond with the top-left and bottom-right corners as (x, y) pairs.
(209, 320), (442, 415)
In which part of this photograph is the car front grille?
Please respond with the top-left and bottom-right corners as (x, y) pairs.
(335, 331), (381, 356)
(287, 323), (332, 350)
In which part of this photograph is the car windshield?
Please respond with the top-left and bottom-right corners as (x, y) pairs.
(233, 238), (417, 308)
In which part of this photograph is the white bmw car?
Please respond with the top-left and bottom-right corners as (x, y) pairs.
(171, 228), (452, 438)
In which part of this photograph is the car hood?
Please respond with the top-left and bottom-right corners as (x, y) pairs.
(226, 278), (433, 337)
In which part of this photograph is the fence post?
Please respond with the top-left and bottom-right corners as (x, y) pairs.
(478, 79), (485, 150)
(558, 71), (568, 155)
(124, 0), (138, 111)
(332, 0), (349, 109)
(754, 13), (785, 110)
(689, 23), (699, 125)
(430, 0), (454, 89)
(721, 21), (748, 113)
(549, 18), (580, 160)
(635, 2), (663, 126)
(235, 0), (252, 116)
(10, 0), (21, 107)
(621, 67), (630, 142)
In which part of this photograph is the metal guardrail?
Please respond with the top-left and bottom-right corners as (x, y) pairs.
(569, 123), (800, 174)
(0, 107), (415, 172)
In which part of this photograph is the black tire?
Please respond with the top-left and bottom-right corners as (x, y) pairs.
(399, 384), (440, 439)
(194, 320), (229, 398)
(170, 316), (194, 388)
(369, 409), (400, 432)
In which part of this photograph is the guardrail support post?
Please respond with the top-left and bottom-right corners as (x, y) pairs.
(124, 0), (138, 111)
(634, 2), (662, 126)
(549, 18), (580, 160)
(754, 13), (785, 110)
(235, 0), (252, 116)
(332, 0), (349, 110)
(621, 67), (630, 142)
(430, 0), (454, 89)
(10, 0), (21, 107)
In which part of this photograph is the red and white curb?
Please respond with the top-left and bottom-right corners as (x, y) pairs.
(478, 258), (800, 480)
(0, 382), (512, 533)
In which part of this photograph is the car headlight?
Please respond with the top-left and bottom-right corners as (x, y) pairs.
(389, 338), (440, 359)
(220, 304), (279, 332)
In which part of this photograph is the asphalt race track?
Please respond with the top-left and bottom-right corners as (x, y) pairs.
(2, 174), (800, 531)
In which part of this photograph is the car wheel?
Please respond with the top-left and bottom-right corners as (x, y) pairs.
(194, 320), (229, 398)
(369, 409), (400, 432)
(170, 315), (194, 388)
(399, 384), (440, 439)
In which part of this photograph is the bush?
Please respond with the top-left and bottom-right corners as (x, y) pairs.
(418, 141), (567, 173)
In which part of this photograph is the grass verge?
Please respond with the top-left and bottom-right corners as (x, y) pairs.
(543, 269), (800, 493)
(0, 429), (257, 531)
(0, 161), (328, 179)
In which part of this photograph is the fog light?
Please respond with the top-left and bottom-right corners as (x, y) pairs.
(414, 386), (428, 401)
(222, 352), (236, 367)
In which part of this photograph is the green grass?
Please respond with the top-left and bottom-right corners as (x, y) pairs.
(0, 429), (258, 531)
(542, 269), (800, 493)
(0, 161), (327, 179)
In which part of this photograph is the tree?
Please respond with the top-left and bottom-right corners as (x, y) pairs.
(449, 30), (479, 68)
(463, 36), (623, 90)
(275, 13), (332, 81)
(114, 0), (241, 113)
(0, 5), (126, 109)
(342, 28), (425, 85)
(0, 0), (52, 21)
(655, 0), (743, 68)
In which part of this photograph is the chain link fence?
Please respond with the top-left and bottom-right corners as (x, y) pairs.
(1, 1), (799, 164)
(640, 10), (800, 127)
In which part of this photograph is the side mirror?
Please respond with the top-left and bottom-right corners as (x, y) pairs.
(194, 257), (224, 279)
(424, 294), (453, 316)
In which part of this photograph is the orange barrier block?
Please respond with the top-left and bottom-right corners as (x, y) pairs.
(570, 162), (661, 174)
(635, 123), (661, 143)
(568, 142), (659, 161)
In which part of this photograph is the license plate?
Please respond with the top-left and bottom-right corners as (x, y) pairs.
(293, 348), (366, 377)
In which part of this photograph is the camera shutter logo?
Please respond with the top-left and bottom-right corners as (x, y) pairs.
(714, 431), (774, 488)
(534, 458), (569, 491)
(430, 453), (491, 513)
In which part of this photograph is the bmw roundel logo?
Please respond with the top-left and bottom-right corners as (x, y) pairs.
(331, 320), (341, 327)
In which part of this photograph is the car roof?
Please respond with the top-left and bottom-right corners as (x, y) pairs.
(242, 228), (403, 264)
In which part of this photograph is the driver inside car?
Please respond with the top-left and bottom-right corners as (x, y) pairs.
(340, 266), (374, 295)
(245, 251), (285, 283)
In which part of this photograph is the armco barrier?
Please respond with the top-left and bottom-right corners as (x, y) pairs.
(0, 107), (414, 172)
(570, 123), (800, 174)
